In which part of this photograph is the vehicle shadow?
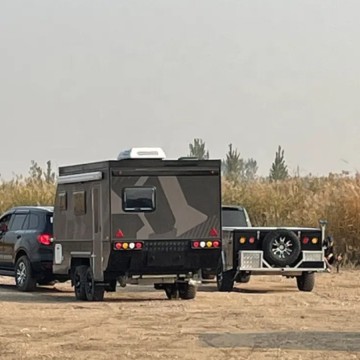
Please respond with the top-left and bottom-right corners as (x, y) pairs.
(198, 284), (297, 294)
(0, 283), (170, 304)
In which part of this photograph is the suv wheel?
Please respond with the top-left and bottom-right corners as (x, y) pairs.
(15, 256), (36, 292)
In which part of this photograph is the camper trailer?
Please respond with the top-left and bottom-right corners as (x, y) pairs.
(52, 148), (222, 301)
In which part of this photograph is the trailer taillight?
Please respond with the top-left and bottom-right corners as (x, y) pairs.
(302, 237), (309, 244)
(37, 234), (52, 246)
(114, 241), (143, 251)
(213, 240), (220, 248)
(191, 240), (221, 249)
(249, 237), (255, 244)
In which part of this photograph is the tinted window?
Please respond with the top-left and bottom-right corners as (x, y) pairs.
(222, 208), (248, 227)
(74, 191), (86, 216)
(45, 213), (53, 234)
(10, 214), (28, 231)
(0, 214), (12, 232)
(28, 213), (40, 230)
(123, 187), (156, 212)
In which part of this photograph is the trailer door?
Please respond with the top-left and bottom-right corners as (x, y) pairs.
(92, 185), (103, 279)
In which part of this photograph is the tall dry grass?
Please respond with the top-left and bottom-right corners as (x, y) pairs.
(223, 174), (360, 265)
(1, 168), (359, 265)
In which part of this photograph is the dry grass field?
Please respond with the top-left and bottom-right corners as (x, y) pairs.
(1, 270), (360, 360)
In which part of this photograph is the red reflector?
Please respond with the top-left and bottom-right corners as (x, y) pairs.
(193, 241), (200, 248)
(135, 242), (143, 249)
(303, 237), (309, 244)
(115, 242), (122, 250)
(115, 229), (124, 238)
(213, 240), (220, 248)
(249, 237), (255, 244)
(209, 228), (219, 237)
(37, 234), (51, 246)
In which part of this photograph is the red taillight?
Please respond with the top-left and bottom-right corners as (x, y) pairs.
(209, 228), (219, 237)
(193, 241), (200, 248)
(135, 242), (143, 249)
(213, 240), (220, 248)
(249, 237), (255, 244)
(37, 234), (52, 246)
(303, 237), (309, 244)
(115, 242), (122, 250)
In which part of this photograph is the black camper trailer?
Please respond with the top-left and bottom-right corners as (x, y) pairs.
(52, 148), (222, 301)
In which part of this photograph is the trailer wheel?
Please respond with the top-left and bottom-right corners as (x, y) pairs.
(262, 229), (301, 267)
(164, 285), (179, 300)
(216, 261), (235, 292)
(179, 283), (197, 300)
(84, 267), (105, 301)
(296, 272), (315, 292)
(236, 272), (251, 284)
(74, 265), (87, 301)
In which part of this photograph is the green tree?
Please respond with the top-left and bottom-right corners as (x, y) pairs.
(269, 145), (289, 181)
(244, 158), (258, 181)
(222, 144), (244, 184)
(188, 138), (209, 159)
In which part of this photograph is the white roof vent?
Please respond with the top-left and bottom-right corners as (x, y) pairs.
(117, 147), (166, 160)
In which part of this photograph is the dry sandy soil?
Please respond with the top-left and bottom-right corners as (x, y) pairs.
(1, 271), (360, 360)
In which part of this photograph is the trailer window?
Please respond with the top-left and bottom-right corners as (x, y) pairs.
(123, 187), (155, 212)
(59, 192), (67, 211)
(74, 191), (86, 216)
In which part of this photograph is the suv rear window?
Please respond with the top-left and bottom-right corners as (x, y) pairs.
(44, 213), (53, 234)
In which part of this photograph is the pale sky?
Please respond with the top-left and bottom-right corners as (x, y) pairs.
(1, 0), (360, 179)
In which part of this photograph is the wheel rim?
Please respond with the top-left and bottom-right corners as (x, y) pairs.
(271, 236), (293, 259)
(16, 261), (27, 286)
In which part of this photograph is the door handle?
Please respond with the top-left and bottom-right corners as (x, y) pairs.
(16, 235), (21, 239)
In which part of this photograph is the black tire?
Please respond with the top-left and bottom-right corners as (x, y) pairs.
(84, 267), (105, 301)
(296, 272), (315, 292)
(236, 272), (251, 284)
(15, 256), (36, 292)
(216, 261), (235, 292)
(105, 280), (117, 292)
(74, 265), (87, 301)
(164, 285), (179, 300)
(262, 229), (301, 267)
(179, 283), (197, 300)
(201, 271), (215, 281)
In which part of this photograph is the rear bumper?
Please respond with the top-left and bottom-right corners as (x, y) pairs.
(237, 250), (325, 273)
(105, 245), (221, 278)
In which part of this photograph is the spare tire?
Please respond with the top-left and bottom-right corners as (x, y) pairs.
(262, 229), (301, 267)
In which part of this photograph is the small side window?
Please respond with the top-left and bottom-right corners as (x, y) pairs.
(28, 213), (40, 230)
(123, 187), (156, 212)
(74, 191), (86, 216)
(59, 192), (67, 211)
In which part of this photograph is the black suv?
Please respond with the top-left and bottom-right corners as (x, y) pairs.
(0, 206), (54, 291)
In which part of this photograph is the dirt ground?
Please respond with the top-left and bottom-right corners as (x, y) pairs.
(1, 271), (360, 360)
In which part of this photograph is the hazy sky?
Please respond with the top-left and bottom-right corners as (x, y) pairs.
(1, 0), (360, 179)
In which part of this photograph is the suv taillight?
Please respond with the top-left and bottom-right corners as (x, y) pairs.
(37, 234), (52, 246)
